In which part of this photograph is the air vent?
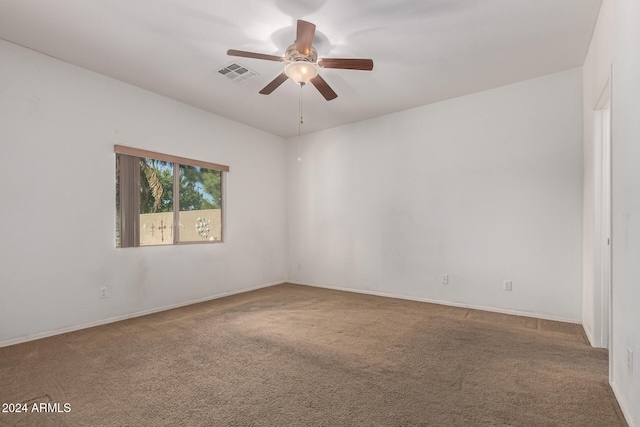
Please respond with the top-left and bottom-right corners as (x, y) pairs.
(217, 63), (259, 84)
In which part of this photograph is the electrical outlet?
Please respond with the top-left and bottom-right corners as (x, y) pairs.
(628, 348), (634, 374)
(99, 286), (108, 299)
(503, 280), (512, 291)
(441, 274), (449, 285)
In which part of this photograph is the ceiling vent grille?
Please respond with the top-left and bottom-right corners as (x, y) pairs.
(217, 63), (259, 84)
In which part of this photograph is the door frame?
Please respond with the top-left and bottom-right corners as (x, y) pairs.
(592, 76), (612, 360)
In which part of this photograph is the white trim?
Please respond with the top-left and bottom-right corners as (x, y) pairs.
(289, 280), (582, 324)
(583, 320), (595, 346)
(0, 281), (281, 348)
(611, 380), (637, 427)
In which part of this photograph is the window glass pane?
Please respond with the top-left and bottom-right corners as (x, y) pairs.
(139, 158), (174, 246)
(178, 165), (222, 243)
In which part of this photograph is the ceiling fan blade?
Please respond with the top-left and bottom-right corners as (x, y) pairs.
(318, 58), (374, 71)
(227, 49), (284, 62)
(296, 20), (316, 56)
(310, 75), (337, 101)
(259, 72), (289, 95)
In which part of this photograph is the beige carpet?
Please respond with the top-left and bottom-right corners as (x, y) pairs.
(0, 283), (626, 426)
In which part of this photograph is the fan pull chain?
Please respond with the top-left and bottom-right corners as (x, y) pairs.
(297, 83), (303, 162)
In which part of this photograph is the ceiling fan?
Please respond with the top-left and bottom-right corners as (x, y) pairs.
(227, 20), (373, 101)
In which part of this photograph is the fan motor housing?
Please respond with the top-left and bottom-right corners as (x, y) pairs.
(285, 44), (317, 63)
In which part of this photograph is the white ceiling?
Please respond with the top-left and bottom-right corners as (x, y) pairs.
(0, 0), (602, 138)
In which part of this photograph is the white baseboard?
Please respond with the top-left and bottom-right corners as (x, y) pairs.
(582, 320), (595, 346)
(1, 279), (585, 348)
(0, 281), (281, 348)
(611, 380), (638, 427)
(288, 280), (582, 324)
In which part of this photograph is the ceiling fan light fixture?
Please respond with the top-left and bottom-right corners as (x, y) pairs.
(285, 61), (318, 85)
(227, 20), (372, 99)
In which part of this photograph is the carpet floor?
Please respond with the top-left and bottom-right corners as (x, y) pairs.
(0, 283), (627, 426)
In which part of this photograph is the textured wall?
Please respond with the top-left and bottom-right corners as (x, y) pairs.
(0, 40), (287, 345)
(583, 1), (640, 424)
(287, 68), (584, 322)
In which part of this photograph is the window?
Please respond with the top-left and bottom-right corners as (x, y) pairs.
(115, 145), (229, 248)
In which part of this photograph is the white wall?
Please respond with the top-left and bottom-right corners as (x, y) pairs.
(0, 39), (287, 345)
(287, 68), (584, 322)
(583, 1), (640, 425)
(581, 0), (614, 348)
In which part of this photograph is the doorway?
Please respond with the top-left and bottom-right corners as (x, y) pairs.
(593, 80), (611, 352)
